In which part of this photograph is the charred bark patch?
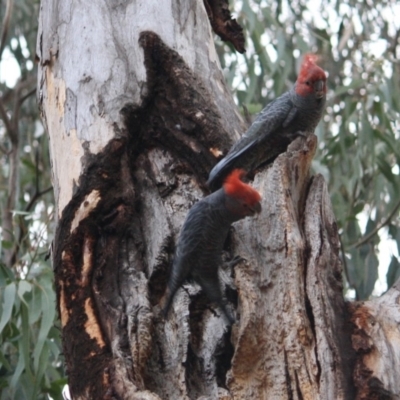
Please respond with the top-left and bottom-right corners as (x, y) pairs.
(215, 327), (235, 389)
(120, 33), (241, 393)
(204, 0), (246, 53)
(53, 137), (146, 397)
(147, 234), (174, 306)
(185, 341), (207, 398)
(189, 290), (213, 330)
(87, 31), (241, 398)
(121, 31), (233, 189)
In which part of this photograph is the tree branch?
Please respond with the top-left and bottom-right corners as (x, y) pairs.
(25, 187), (53, 213)
(10, 138), (53, 267)
(0, 97), (15, 142)
(2, 145), (19, 267)
(0, 142), (10, 154)
(18, 86), (36, 105)
(339, 235), (356, 293)
(350, 197), (400, 248)
(0, 0), (14, 62)
(12, 77), (36, 139)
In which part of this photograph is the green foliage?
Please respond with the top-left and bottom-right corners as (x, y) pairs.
(0, 0), (64, 397)
(216, 0), (400, 300)
(0, 262), (65, 400)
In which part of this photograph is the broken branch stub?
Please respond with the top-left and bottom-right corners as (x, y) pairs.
(203, 0), (246, 53)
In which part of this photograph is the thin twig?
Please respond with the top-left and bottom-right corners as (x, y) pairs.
(19, 87), (36, 105)
(0, 77), (36, 148)
(10, 186), (54, 268)
(0, 0), (14, 62)
(0, 143), (9, 154)
(350, 197), (400, 248)
(35, 143), (40, 194)
(10, 77), (37, 141)
(25, 187), (53, 212)
(1, 87), (13, 104)
(339, 235), (355, 291)
(26, 219), (51, 275)
(25, 137), (53, 212)
(0, 97), (14, 139)
(2, 145), (19, 267)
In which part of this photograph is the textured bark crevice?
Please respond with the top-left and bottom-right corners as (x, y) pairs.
(53, 138), (148, 398)
(226, 135), (356, 399)
(123, 31), (234, 189)
(52, 30), (243, 399)
(349, 279), (400, 400)
(304, 174), (357, 399)
(229, 137), (316, 398)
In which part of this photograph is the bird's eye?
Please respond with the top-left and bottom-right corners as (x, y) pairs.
(305, 81), (310, 86)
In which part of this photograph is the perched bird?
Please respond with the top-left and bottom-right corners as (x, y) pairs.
(207, 54), (327, 190)
(163, 169), (262, 324)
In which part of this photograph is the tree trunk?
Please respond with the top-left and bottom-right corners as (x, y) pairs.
(36, 1), (400, 399)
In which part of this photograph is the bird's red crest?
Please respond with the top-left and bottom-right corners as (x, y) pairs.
(296, 53), (327, 96)
(223, 169), (262, 206)
(298, 53), (326, 80)
(301, 54), (320, 69)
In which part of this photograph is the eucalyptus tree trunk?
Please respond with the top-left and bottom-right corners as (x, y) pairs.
(36, 1), (400, 399)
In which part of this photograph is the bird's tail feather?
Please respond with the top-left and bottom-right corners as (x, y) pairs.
(207, 140), (256, 191)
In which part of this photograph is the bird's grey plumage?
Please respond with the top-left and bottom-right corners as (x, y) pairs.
(163, 184), (261, 324)
(207, 71), (326, 190)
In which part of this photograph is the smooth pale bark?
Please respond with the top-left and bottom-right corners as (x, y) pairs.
(37, 0), (398, 399)
(37, 0), (243, 218)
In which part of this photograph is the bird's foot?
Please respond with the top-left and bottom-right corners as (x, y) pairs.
(294, 130), (307, 138)
(227, 255), (246, 269)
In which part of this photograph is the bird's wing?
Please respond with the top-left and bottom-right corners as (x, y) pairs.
(164, 201), (212, 316)
(236, 93), (297, 147)
(207, 93), (297, 189)
(168, 201), (215, 289)
(207, 139), (257, 188)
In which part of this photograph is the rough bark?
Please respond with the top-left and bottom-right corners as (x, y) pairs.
(227, 136), (356, 399)
(37, 0), (243, 219)
(36, 1), (399, 400)
(203, 0), (245, 53)
(37, 1), (243, 398)
(349, 279), (400, 400)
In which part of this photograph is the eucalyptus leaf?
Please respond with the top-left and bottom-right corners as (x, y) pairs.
(0, 284), (17, 334)
(33, 285), (56, 372)
(386, 256), (400, 289)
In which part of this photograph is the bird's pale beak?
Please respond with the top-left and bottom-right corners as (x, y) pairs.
(252, 202), (262, 214)
(314, 80), (325, 98)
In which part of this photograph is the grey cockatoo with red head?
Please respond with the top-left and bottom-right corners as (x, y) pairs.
(208, 54), (327, 190)
(163, 169), (262, 323)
